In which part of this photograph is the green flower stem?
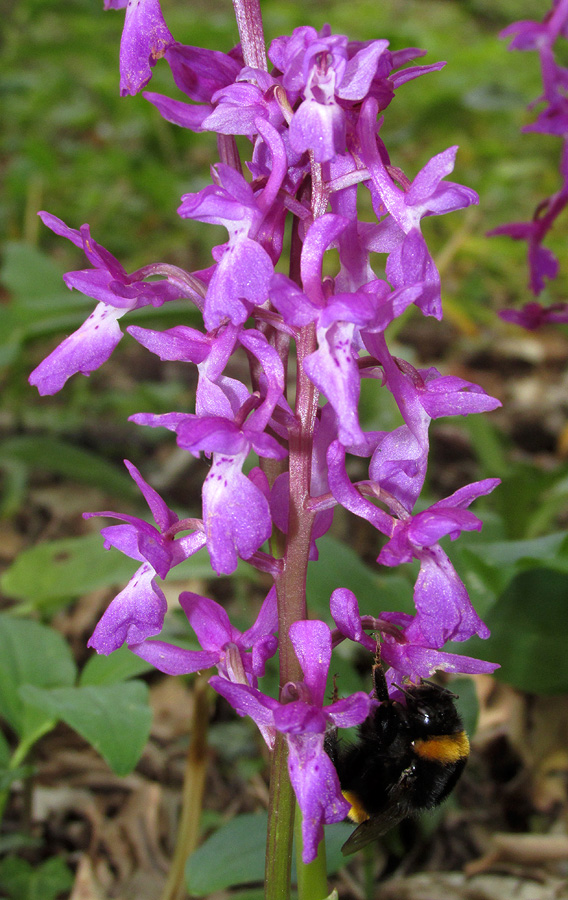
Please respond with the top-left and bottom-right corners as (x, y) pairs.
(265, 732), (296, 900)
(160, 673), (210, 900)
(294, 803), (329, 900)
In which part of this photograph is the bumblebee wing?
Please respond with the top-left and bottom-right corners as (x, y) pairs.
(340, 805), (407, 855)
(341, 766), (415, 856)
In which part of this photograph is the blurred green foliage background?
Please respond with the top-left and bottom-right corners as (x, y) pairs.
(2, 0), (562, 280)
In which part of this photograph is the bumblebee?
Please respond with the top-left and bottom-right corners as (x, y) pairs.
(326, 657), (470, 855)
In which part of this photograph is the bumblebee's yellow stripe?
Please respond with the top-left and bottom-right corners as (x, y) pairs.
(342, 790), (370, 824)
(413, 731), (469, 763)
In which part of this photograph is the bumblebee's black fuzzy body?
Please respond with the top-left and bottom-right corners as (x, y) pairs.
(326, 662), (469, 854)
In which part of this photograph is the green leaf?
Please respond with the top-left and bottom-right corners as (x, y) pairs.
(20, 681), (152, 775)
(0, 854), (73, 900)
(186, 814), (356, 893)
(0, 436), (138, 500)
(449, 531), (568, 621)
(80, 645), (154, 686)
(1, 534), (136, 607)
(1, 242), (70, 306)
(186, 813), (268, 893)
(452, 677), (479, 738)
(323, 823), (359, 874)
(0, 614), (76, 742)
(307, 535), (414, 619)
(463, 568), (568, 694)
(466, 532), (568, 569)
(0, 243), (91, 366)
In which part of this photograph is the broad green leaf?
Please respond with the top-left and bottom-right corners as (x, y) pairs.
(187, 813), (267, 893)
(466, 532), (568, 569)
(461, 568), (568, 694)
(0, 614), (76, 742)
(1, 243), (72, 306)
(0, 243), (90, 366)
(80, 645), (154, 686)
(323, 823), (359, 874)
(307, 535), (414, 619)
(20, 681), (152, 776)
(187, 813), (355, 893)
(0, 436), (138, 500)
(448, 532), (568, 621)
(1, 534), (136, 606)
(0, 854), (73, 900)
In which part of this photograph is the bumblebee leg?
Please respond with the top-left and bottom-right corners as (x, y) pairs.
(371, 648), (390, 704)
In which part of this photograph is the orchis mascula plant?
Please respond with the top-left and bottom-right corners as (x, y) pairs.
(490, 0), (568, 329)
(30, 0), (501, 896)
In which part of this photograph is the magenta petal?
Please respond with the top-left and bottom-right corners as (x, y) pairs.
(87, 562), (167, 654)
(37, 211), (83, 249)
(241, 586), (278, 647)
(204, 238), (274, 330)
(29, 303), (123, 395)
(326, 693), (373, 728)
(209, 677), (278, 749)
(303, 321), (364, 447)
(287, 733), (350, 864)
(413, 550), (490, 646)
(289, 620), (331, 707)
(330, 588), (376, 652)
(337, 40), (389, 100)
(289, 97), (345, 163)
(203, 455), (272, 574)
(119, 0), (174, 96)
(129, 639), (219, 674)
(430, 478), (501, 512)
(123, 460), (178, 532)
(380, 636), (499, 680)
(143, 92), (210, 130)
(179, 591), (236, 650)
(273, 702), (327, 734)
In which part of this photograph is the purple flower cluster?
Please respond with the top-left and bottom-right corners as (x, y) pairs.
(490, 0), (568, 326)
(30, 1), (501, 863)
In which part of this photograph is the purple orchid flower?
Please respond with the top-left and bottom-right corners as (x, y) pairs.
(130, 586), (278, 686)
(85, 460), (206, 654)
(211, 619), (372, 862)
(330, 588), (499, 684)
(178, 162), (281, 330)
(327, 440), (500, 647)
(129, 409), (286, 574)
(358, 98), (478, 319)
(491, 2), (568, 304)
(29, 212), (186, 395)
